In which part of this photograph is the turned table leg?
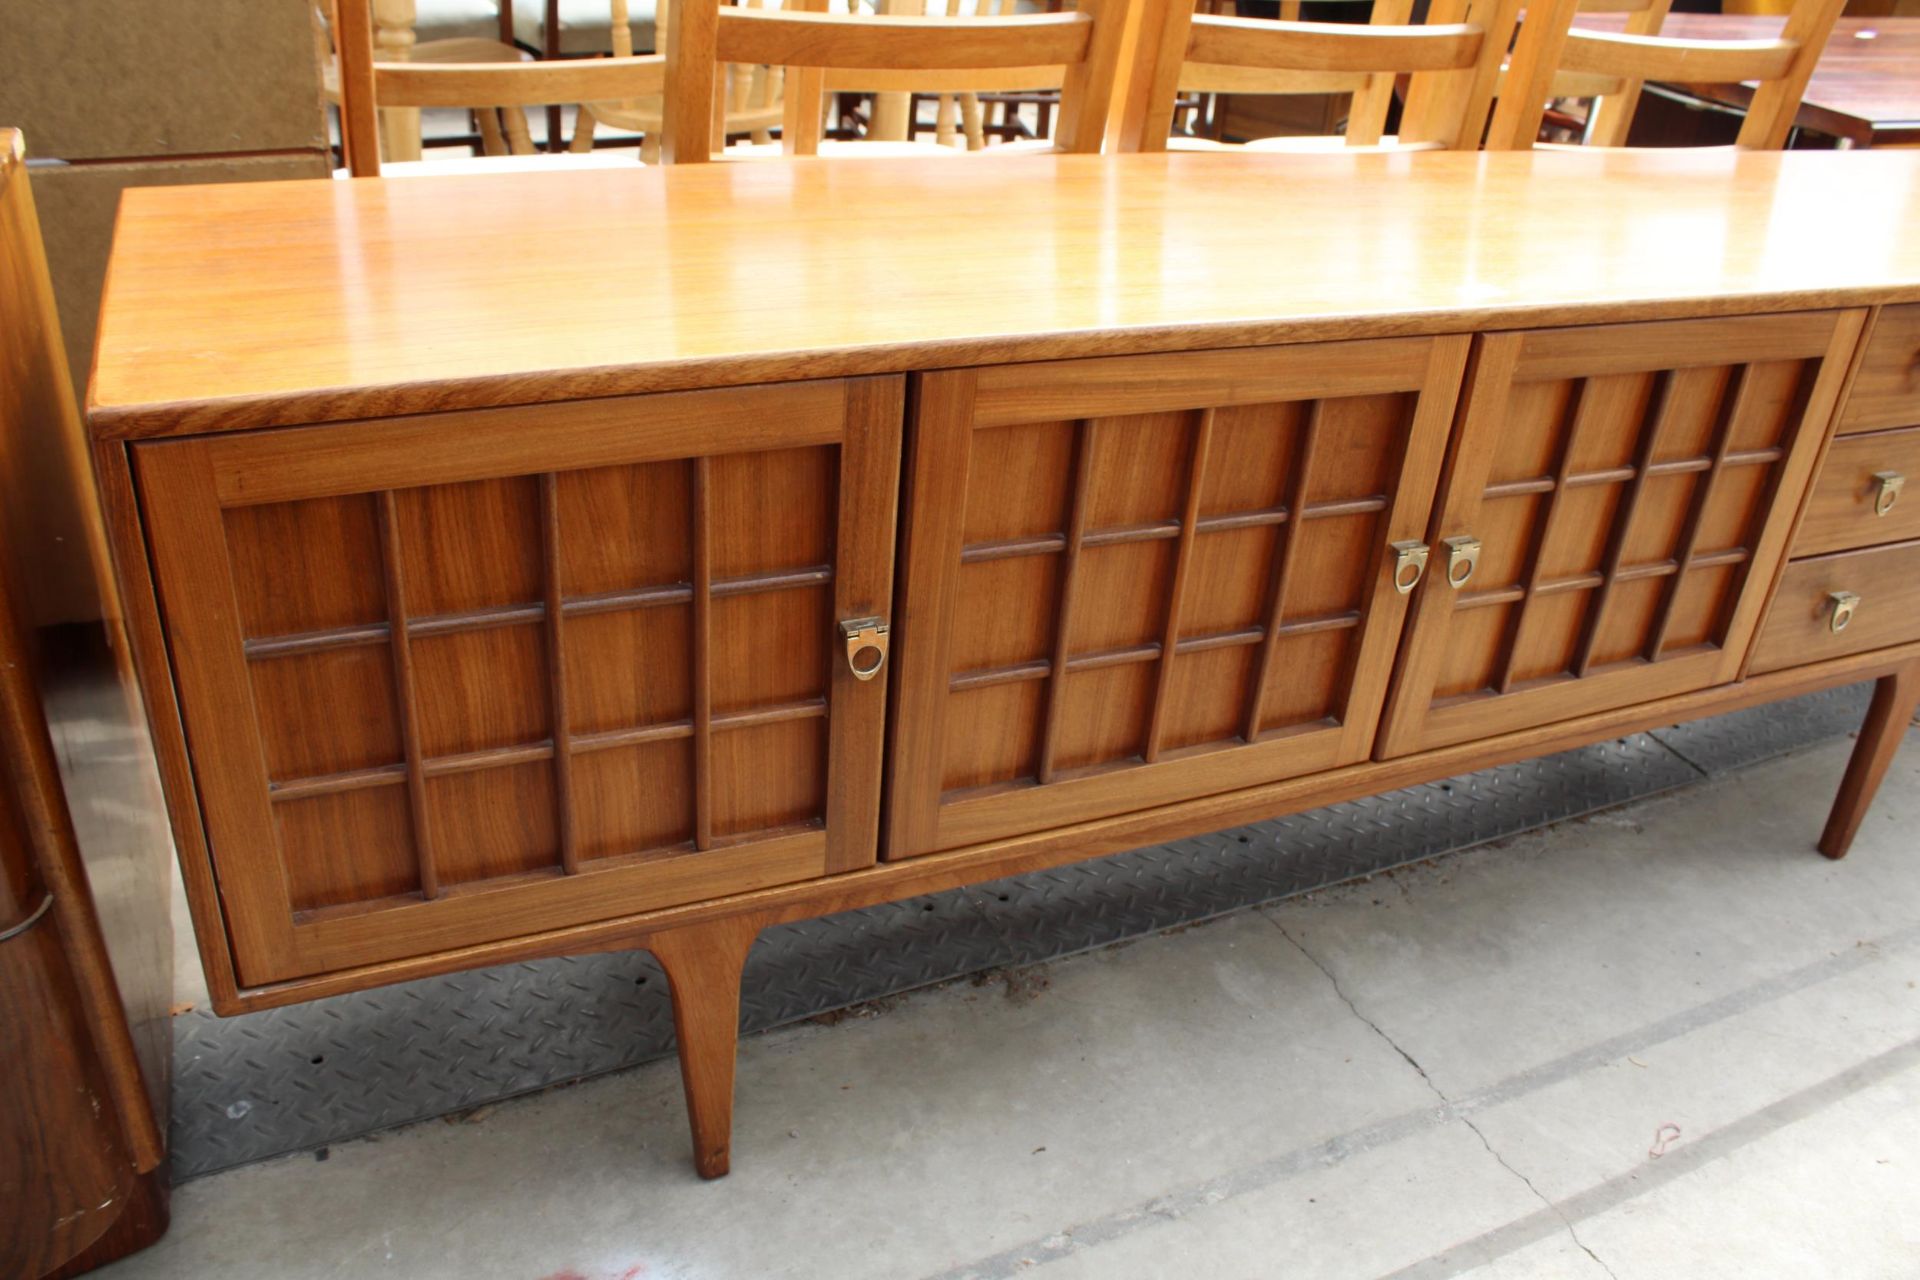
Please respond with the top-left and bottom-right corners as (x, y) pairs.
(371, 0), (422, 162)
(1820, 661), (1920, 860)
(648, 913), (767, 1179)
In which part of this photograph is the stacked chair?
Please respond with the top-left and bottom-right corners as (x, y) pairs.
(325, 0), (1849, 170)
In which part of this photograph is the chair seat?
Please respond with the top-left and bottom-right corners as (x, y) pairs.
(723, 138), (970, 159)
(512, 0), (658, 54)
(593, 99), (783, 133)
(339, 150), (647, 177)
(412, 0), (506, 42)
(1167, 134), (1441, 154)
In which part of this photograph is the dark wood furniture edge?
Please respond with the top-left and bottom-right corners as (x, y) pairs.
(204, 637), (1920, 1017)
(1666, 78), (1920, 150)
(41, 1167), (171, 1280)
(87, 290), (1920, 442)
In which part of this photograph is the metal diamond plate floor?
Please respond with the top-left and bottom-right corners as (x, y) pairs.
(172, 684), (1875, 1178)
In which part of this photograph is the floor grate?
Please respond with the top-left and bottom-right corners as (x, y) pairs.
(171, 683), (1874, 1178)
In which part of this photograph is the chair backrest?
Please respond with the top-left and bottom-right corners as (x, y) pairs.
(1531, 0), (1674, 145)
(1124, 0), (1521, 151)
(1487, 0), (1845, 149)
(821, 0), (1064, 152)
(331, 0), (668, 174)
(572, 0), (784, 160)
(660, 0), (1130, 160)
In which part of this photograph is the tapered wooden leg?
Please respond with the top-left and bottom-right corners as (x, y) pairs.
(647, 913), (767, 1179)
(1819, 662), (1920, 860)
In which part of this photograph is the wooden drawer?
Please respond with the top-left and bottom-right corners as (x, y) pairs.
(1795, 426), (1920, 556)
(1750, 539), (1920, 675)
(1840, 304), (1920, 435)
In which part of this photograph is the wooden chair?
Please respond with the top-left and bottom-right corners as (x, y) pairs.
(1499, 0), (1674, 146)
(659, 0), (1130, 160)
(573, 0), (785, 161)
(1487, 0), (1846, 149)
(1123, 0), (1521, 152)
(851, 0), (1058, 151)
(331, 0), (666, 174)
(921, 0), (1035, 150)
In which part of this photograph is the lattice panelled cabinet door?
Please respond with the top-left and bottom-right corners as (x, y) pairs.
(1377, 312), (1868, 759)
(885, 337), (1472, 859)
(133, 380), (901, 985)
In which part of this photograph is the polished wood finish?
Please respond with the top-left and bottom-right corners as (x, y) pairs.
(88, 151), (1920, 1179)
(1490, 0), (1848, 149)
(648, 911), (770, 1178)
(2, 131), (172, 1274)
(87, 151), (1920, 438)
(41, 1169), (170, 1280)
(1, 907), (133, 1277)
(1533, 0), (1676, 149)
(330, 0), (665, 175)
(1750, 537), (1920, 673)
(332, 0), (383, 174)
(1126, 0), (1518, 150)
(1793, 425), (1920, 554)
(575, 0), (784, 164)
(133, 379), (898, 984)
(158, 637), (1920, 1016)
(1570, 14), (1920, 149)
(666, 0), (1130, 159)
(1379, 311), (1863, 756)
(1842, 303), (1920, 432)
(1819, 660), (1920, 858)
(888, 336), (1466, 856)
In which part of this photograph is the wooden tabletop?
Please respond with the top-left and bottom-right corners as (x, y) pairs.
(1575, 14), (1920, 147)
(89, 149), (1920, 438)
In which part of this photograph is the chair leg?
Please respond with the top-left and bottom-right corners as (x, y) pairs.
(1819, 661), (1920, 860)
(544, 0), (564, 151)
(647, 912), (768, 1179)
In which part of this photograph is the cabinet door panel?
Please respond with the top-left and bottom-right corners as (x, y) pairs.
(136, 379), (901, 985)
(1379, 312), (1864, 758)
(887, 337), (1469, 859)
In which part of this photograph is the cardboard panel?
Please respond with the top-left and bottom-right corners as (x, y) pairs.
(0, 0), (328, 159)
(31, 154), (328, 404)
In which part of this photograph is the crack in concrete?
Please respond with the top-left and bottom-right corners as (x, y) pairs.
(1268, 912), (1621, 1280)
(1456, 1114), (1621, 1280)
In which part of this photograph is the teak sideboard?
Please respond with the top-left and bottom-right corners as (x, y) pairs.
(88, 150), (1920, 1179)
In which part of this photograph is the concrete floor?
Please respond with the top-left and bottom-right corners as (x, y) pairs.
(107, 729), (1920, 1279)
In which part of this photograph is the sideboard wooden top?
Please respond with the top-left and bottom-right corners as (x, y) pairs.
(88, 149), (1920, 438)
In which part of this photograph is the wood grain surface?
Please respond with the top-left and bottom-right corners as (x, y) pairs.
(132, 378), (901, 985)
(88, 149), (1920, 437)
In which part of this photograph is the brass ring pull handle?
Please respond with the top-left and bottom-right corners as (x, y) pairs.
(1872, 471), (1905, 518)
(1389, 541), (1430, 595)
(840, 617), (890, 681)
(1828, 591), (1861, 635)
(1442, 536), (1482, 590)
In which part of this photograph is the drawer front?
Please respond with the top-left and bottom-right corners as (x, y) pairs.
(1840, 304), (1920, 435)
(135, 379), (902, 985)
(1751, 539), (1920, 675)
(885, 336), (1469, 858)
(1379, 311), (1864, 758)
(1794, 426), (1920, 557)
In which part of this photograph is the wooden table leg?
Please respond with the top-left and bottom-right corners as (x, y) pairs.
(1819, 660), (1920, 860)
(372, 0), (422, 162)
(648, 912), (768, 1179)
